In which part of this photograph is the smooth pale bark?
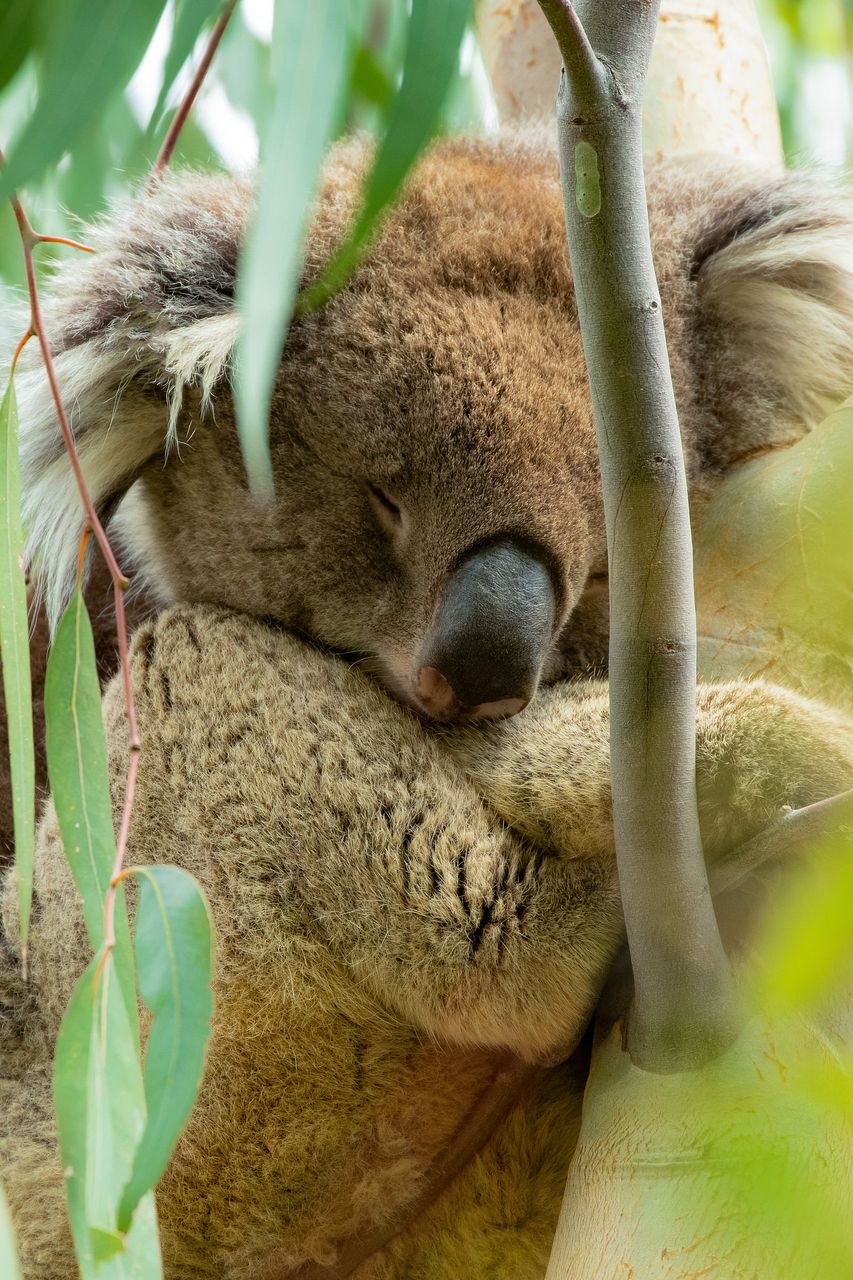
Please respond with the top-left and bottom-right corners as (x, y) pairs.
(544, 1016), (853, 1280)
(477, 0), (783, 165)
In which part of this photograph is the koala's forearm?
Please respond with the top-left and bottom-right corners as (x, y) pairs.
(441, 678), (853, 881)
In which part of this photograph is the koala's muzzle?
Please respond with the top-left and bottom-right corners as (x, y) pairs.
(415, 538), (556, 722)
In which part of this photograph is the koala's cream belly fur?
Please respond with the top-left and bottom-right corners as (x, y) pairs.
(2, 606), (853, 1278)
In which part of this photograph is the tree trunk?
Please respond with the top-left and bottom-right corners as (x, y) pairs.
(477, 0), (783, 165)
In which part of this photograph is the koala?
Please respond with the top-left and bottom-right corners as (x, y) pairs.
(2, 606), (852, 1279)
(2, 127), (852, 1276)
(15, 126), (853, 721)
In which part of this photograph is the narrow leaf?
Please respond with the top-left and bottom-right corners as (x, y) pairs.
(117, 866), (214, 1232)
(234, 1), (362, 495)
(54, 953), (163, 1279)
(45, 586), (138, 1045)
(0, 380), (34, 954)
(299, 0), (473, 310)
(147, 0), (223, 138)
(0, 1182), (23, 1280)
(0, 4), (33, 95)
(0, 0), (166, 199)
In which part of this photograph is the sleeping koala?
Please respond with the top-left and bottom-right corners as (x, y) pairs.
(2, 607), (852, 1279)
(2, 127), (853, 1277)
(16, 126), (853, 717)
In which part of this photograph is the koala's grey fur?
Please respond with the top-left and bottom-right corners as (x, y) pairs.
(2, 127), (853, 1277)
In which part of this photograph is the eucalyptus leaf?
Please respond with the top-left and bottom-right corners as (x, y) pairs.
(54, 953), (163, 1280)
(0, 1182), (23, 1280)
(0, 380), (34, 955)
(45, 586), (138, 1045)
(299, 0), (473, 311)
(0, 0), (166, 199)
(0, 4), (33, 96)
(117, 866), (214, 1232)
(147, 0), (223, 139)
(753, 837), (853, 1016)
(234, 0), (362, 495)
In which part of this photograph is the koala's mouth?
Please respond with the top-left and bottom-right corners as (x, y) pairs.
(349, 652), (530, 725)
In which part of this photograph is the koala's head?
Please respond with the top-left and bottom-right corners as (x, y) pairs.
(19, 130), (853, 721)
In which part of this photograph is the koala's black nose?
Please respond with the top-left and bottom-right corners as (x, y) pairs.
(415, 538), (557, 722)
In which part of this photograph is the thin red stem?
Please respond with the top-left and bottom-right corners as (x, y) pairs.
(35, 234), (95, 254)
(3, 149), (140, 956)
(149, 0), (238, 184)
(10, 328), (34, 377)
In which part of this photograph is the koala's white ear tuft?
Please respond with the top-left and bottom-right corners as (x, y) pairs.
(17, 171), (248, 630)
(695, 174), (853, 465)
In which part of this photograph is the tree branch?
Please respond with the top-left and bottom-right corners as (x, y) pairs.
(536, 1), (604, 108)
(149, 0), (238, 185)
(537, 0), (735, 1071)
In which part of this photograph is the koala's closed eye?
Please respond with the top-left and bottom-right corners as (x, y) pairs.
(366, 482), (403, 535)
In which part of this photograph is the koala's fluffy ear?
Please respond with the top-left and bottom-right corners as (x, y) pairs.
(691, 169), (853, 469)
(17, 172), (248, 628)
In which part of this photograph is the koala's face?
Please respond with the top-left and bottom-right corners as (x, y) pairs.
(136, 285), (603, 722)
(125, 140), (606, 722)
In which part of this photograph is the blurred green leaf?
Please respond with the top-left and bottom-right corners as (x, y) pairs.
(45, 586), (138, 1045)
(753, 838), (853, 1016)
(54, 953), (163, 1279)
(216, 7), (272, 129)
(0, 1182), (23, 1280)
(0, 0), (166, 199)
(147, 0), (224, 140)
(0, 5), (33, 96)
(234, 0), (362, 495)
(299, 0), (473, 312)
(0, 380), (34, 957)
(696, 397), (853, 708)
(117, 866), (214, 1232)
(351, 44), (393, 111)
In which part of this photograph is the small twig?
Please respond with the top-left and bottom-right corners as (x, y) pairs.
(537, 0), (604, 106)
(712, 789), (853, 897)
(2, 148), (140, 957)
(149, 0), (238, 186)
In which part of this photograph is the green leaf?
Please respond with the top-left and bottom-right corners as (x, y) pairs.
(695, 397), (853, 708)
(45, 586), (138, 1046)
(234, 0), (362, 495)
(117, 866), (214, 1232)
(54, 953), (163, 1279)
(754, 837), (853, 1016)
(147, 0), (223, 139)
(350, 43), (393, 111)
(0, 1182), (23, 1280)
(0, 4), (33, 96)
(0, 380), (34, 957)
(298, 0), (473, 312)
(0, 0), (167, 200)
